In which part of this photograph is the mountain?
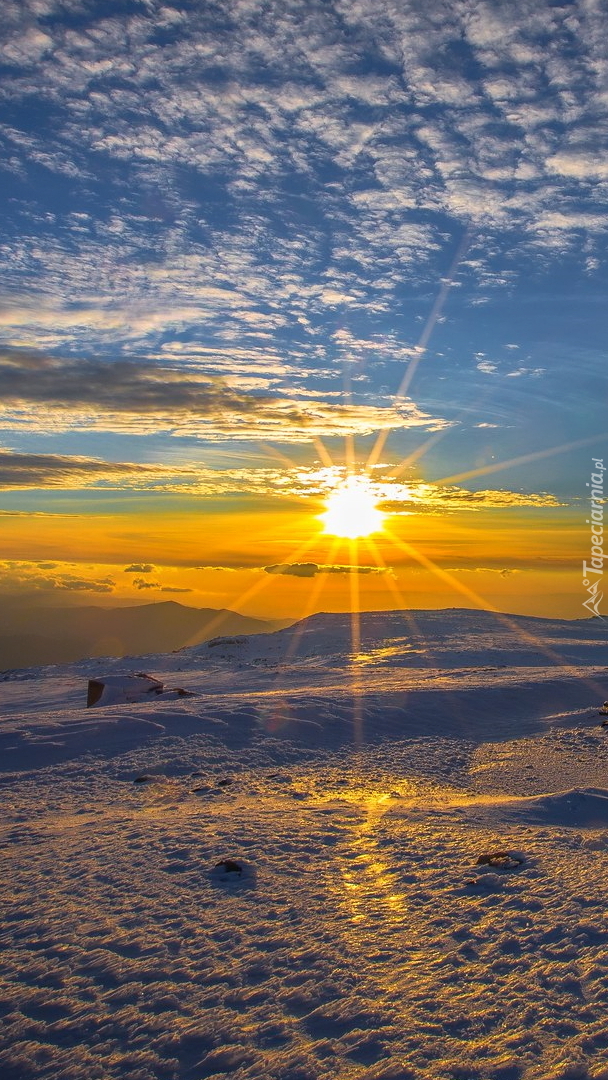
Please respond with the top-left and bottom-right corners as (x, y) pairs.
(0, 600), (288, 670)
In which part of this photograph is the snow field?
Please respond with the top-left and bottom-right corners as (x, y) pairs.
(1, 609), (608, 1079)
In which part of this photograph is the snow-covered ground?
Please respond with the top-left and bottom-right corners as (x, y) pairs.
(1, 608), (608, 1080)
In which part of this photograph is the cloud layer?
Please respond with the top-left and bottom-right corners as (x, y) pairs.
(0, 449), (561, 511)
(1, 0), (607, 367)
(0, 350), (449, 442)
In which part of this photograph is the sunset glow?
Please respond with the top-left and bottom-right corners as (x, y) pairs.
(0, 0), (605, 633)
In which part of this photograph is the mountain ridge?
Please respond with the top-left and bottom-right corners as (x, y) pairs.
(0, 600), (289, 670)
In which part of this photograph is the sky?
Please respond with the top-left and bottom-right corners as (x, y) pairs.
(0, 0), (606, 621)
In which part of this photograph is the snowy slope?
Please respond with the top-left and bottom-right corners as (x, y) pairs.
(1, 608), (608, 1080)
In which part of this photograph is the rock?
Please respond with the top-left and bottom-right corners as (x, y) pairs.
(476, 850), (524, 870)
(88, 673), (163, 707)
(215, 859), (243, 875)
(210, 858), (257, 887)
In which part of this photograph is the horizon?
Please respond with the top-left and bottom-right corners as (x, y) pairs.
(2, 592), (602, 624)
(6, 593), (602, 673)
(1, 0), (606, 625)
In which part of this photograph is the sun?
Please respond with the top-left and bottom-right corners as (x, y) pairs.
(321, 477), (385, 539)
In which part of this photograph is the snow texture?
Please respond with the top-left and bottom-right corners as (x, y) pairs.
(1, 608), (608, 1080)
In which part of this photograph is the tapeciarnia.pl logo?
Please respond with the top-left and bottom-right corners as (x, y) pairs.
(582, 457), (605, 617)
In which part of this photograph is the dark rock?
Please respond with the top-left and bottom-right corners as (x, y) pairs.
(215, 859), (242, 874)
(210, 857), (257, 887)
(476, 851), (523, 870)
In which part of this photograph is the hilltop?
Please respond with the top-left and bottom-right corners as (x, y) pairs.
(0, 599), (287, 670)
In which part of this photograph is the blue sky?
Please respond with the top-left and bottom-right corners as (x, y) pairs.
(0, 0), (606, 612)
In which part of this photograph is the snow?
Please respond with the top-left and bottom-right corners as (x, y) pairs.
(87, 674), (165, 708)
(1, 608), (608, 1080)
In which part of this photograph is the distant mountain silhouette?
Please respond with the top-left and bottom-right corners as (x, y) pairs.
(0, 601), (287, 670)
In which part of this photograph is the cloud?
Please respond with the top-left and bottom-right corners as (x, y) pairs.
(53, 577), (115, 593)
(0, 449), (191, 490)
(0, 449), (302, 496)
(0, 559), (192, 597)
(264, 563), (319, 578)
(0, 350), (450, 442)
(445, 567), (522, 576)
(192, 566), (239, 573)
(0, 509), (76, 517)
(546, 153), (608, 180)
(380, 482), (563, 513)
(264, 563), (388, 577)
(0, 564), (115, 594)
(158, 342), (305, 380)
(124, 563), (155, 574)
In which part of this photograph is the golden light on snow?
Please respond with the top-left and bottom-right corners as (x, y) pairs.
(320, 477), (385, 539)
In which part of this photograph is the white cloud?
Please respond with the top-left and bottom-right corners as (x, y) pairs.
(546, 153), (608, 179)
